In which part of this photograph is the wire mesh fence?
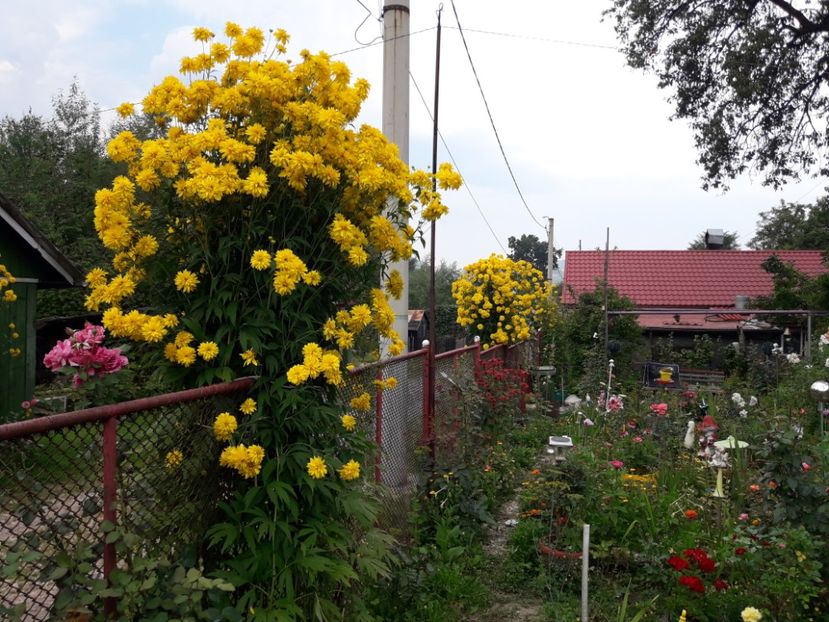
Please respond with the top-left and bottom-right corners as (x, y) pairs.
(0, 378), (254, 622)
(0, 339), (538, 620)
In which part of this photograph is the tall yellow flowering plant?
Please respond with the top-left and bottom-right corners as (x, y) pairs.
(87, 23), (459, 618)
(452, 254), (552, 348)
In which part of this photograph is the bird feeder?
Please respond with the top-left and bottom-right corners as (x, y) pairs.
(547, 435), (573, 463)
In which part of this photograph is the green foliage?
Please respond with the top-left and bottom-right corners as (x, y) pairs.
(507, 233), (557, 273)
(0, 81), (120, 317)
(554, 284), (643, 393)
(605, 0), (829, 189)
(408, 257), (460, 309)
(2, 523), (236, 622)
(750, 196), (829, 250)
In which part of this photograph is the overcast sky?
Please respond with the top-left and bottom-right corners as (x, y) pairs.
(0, 1), (825, 269)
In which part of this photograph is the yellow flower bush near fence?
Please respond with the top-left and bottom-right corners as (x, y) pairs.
(83, 23), (461, 618)
(452, 254), (552, 348)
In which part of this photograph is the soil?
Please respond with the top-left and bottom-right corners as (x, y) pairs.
(471, 448), (560, 622)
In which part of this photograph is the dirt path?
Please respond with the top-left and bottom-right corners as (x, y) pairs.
(469, 450), (560, 622)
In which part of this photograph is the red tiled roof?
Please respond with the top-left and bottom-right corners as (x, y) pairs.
(561, 250), (826, 306)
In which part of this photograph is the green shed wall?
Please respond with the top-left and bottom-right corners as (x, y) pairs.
(0, 282), (36, 422)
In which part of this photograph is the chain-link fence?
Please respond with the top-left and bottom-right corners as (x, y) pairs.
(0, 340), (538, 620)
(0, 378), (254, 622)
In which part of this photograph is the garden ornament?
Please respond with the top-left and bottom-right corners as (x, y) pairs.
(683, 420), (696, 449)
(697, 397), (708, 420)
(809, 380), (829, 437)
(713, 436), (749, 450)
(709, 447), (730, 498)
(697, 415), (719, 460)
(547, 435), (573, 463)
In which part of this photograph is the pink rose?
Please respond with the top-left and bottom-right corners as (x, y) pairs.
(738, 513), (749, 521)
(609, 460), (624, 470)
(650, 402), (668, 416)
(801, 462), (811, 472)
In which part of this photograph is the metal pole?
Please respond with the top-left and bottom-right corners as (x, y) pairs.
(382, 1), (410, 356)
(603, 227), (610, 364)
(102, 416), (118, 618)
(807, 311), (812, 362)
(375, 369), (384, 483)
(427, 8), (442, 452)
(546, 217), (555, 283)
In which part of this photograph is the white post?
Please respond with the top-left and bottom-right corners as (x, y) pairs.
(382, 1), (410, 356)
(581, 523), (590, 622)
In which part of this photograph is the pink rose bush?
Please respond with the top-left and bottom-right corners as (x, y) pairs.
(43, 323), (128, 387)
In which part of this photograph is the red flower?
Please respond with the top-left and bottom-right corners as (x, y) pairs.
(684, 509), (698, 520)
(683, 548), (707, 563)
(713, 578), (728, 592)
(679, 575), (705, 593)
(650, 402), (668, 415)
(698, 557), (716, 573)
(735, 547), (747, 556)
(667, 556), (690, 571)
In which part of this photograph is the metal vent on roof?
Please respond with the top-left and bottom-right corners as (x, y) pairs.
(705, 229), (724, 249)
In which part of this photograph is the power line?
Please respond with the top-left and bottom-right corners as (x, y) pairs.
(410, 70), (508, 255)
(352, 0), (383, 46)
(331, 26), (436, 57)
(443, 25), (619, 51)
(449, 0), (547, 233)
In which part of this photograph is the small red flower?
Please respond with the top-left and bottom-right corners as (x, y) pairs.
(735, 547), (747, 556)
(679, 575), (705, 593)
(684, 509), (698, 520)
(713, 578), (728, 592)
(698, 557), (716, 573)
(667, 556), (690, 571)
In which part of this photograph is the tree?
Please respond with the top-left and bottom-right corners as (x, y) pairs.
(507, 233), (558, 273)
(605, 1), (829, 189)
(749, 195), (829, 249)
(0, 80), (120, 316)
(408, 257), (460, 309)
(687, 230), (740, 250)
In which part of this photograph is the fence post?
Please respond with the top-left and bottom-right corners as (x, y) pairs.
(375, 369), (383, 484)
(102, 415), (118, 619)
(421, 341), (433, 454)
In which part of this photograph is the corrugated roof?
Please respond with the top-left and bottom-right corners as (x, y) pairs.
(562, 250), (826, 306)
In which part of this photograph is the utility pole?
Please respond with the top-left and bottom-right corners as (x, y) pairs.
(382, 1), (410, 355)
(603, 227), (610, 363)
(546, 217), (555, 283)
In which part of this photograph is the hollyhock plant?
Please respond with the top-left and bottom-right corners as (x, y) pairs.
(43, 323), (128, 387)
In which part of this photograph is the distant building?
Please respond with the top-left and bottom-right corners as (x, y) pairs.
(562, 249), (826, 350)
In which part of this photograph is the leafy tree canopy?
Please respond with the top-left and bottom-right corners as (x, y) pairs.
(606, 0), (829, 189)
(0, 80), (120, 316)
(750, 195), (829, 249)
(507, 233), (558, 273)
(408, 257), (460, 309)
(687, 230), (740, 250)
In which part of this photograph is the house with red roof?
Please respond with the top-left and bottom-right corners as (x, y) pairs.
(561, 250), (826, 348)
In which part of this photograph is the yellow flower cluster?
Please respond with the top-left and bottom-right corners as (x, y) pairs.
(219, 443), (265, 478)
(272, 249), (320, 295)
(239, 398), (256, 415)
(0, 261), (16, 303)
(373, 377), (397, 391)
(213, 412), (238, 441)
(341, 414), (357, 431)
(102, 307), (178, 344)
(349, 392), (371, 411)
(338, 459), (361, 481)
(287, 342), (343, 386)
(307, 455), (328, 479)
(621, 473), (657, 490)
(452, 254), (552, 347)
(159, 330), (216, 367)
(165, 449), (184, 470)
